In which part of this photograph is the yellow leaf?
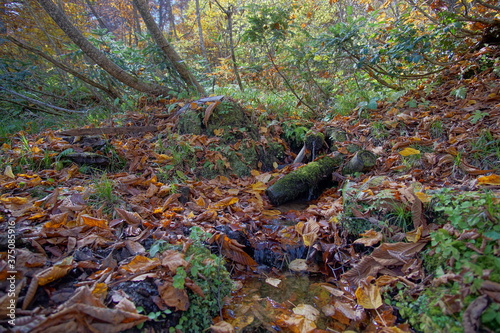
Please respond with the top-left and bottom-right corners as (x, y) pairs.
(213, 128), (224, 136)
(92, 282), (108, 300)
(0, 195), (28, 205)
(405, 226), (422, 243)
(273, 161), (278, 169)
(477, 174), (500, 185)
(262, 209), (281, 216)
(250, 169), (260, 176)
(355, 277), (383, 309)
(4, 165), (15, 179)
(414, 191), (432, 203)
(399, 147), (420, 156)
(251, 181), (267, 191)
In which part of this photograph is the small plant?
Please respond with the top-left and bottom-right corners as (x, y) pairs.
(370, 121), (389, 139)
(149, 227), (234, 332)
(392, 189), (500, 332)
(469, 110), (489, 124)
(430, 120), (444, 139)
(88, 175), (121, 214)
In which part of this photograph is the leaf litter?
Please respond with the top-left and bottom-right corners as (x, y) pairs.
(0, 48), (499, 332)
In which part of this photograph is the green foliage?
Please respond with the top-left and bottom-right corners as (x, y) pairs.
(393, 189), (500, 332)
(88, 174), (122, 213)
(149, 227), (233, 332)
(243, 4), (295, 44)
(469, 130), (500, 171)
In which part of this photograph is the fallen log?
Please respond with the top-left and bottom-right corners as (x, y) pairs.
(266, 154), (344, 206)
(57, 126), (157, 136)
(342, 150), (377, 175)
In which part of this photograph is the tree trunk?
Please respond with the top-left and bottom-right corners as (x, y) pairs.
(36, 0), (172, 97)
(195, 0), (211, 70)
(84, 0), (110, 32)
(132, 0), (206, 96)
(226, 6), (244, 92)
(165, 0), (178, 40)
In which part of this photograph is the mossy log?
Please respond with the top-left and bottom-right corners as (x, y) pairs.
(342, 150), (377, 175)
(266, 154), (343, 206)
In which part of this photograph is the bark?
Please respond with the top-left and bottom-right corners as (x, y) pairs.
(266, 154), (344, 206)
(195, 0), (211, 70)
(165, 0), (178, 39)
(132, 0), (206, 96)
(214, 1), (244, 91)
(0, 87), (87, 115)
(84, 0), (110, 32)
(6, 36), (120, 100)
(342, 150), (377, 175)
(36, 0), (172, 97)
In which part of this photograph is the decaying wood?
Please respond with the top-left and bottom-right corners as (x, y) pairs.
(266, 154), (343, 206)
(57, 126), (157, 136)
(342, 150), (377, 175)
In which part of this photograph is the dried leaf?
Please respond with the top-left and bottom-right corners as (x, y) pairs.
(158, 283), (189, 311)
(203, 101), (221, 127)
(265, 277), (282, 288)
(81, 215), (108, 229)
(399, 147), (420, 156)
(477, 174), (500, 185)
(292, 304), (319, 321)
(120, 255), (160, 274)
(37, 256), (74, 286)
(355, 276), (383, 309)
(210, 321), (235, 333)
(161, 250), (188, 272)
(354, 229), (382, 247)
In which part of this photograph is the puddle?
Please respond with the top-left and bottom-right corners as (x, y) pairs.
(224, 272), (338, 332)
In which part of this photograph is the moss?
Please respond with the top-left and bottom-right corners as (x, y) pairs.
(177, 109), (203, 135)
(266, 154), (343, 205)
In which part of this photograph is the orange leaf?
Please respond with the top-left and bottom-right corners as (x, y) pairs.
(37, 256), (74, 286)
(81, 215), (108, 229)
(120, 255), (160, 274)
(477, 174), (500, 185)
(213, 197), (238, 209)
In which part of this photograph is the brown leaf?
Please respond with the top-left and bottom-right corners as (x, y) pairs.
(203, 101), (221, 127)
(354, 229), (382, 247)
(31, 286), (147, 333)
(115, 208), (143, 225)
(158, 282), (190, 311)
(160, 250), (189, 272)
(463, 295), (490, 333)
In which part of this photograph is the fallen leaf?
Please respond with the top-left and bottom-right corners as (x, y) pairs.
(354, 229), (382, 247)
(399, 147), (420, 156)
(293, 304), (320, 321)
(477, 174), (500, 185)
(120, 255), (160, 274)
(265, 277), (282, 288)
(211, 321), (235, 333)
(355, 276), (383, 309)
(158, 282), (189, 311)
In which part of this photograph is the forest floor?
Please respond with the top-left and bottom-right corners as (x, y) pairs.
(0, 48), (499, 333)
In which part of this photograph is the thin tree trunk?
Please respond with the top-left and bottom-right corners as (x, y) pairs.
(84, 0), (110, 32)
(195, 0), (211, 70)
(165, 0), (178, 40)
(7, 36), (121, 100)
(213, 1), (243, 91)
(226, 6), (244, 92)
(132, 0), (206, 96)
(36, 0), (172, 97)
